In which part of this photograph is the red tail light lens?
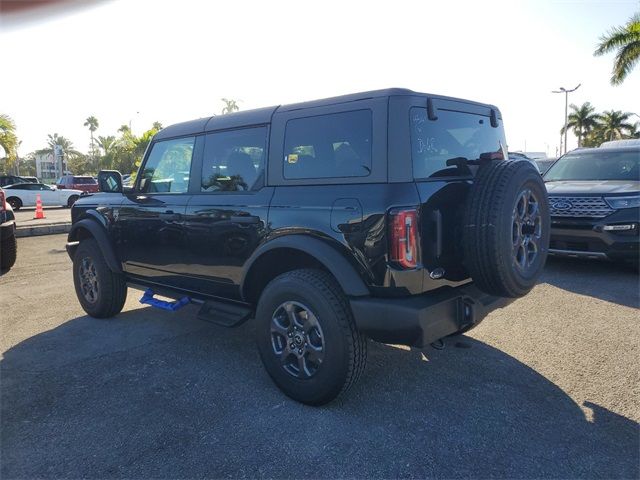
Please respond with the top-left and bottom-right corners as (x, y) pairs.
(0, 190), (5, 212)
(389, 208), (418, 268)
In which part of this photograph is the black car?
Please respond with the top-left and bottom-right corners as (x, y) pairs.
(0, 174), (31, 187)
(66, 88), (549, 404)
(544, 146), (639, 265)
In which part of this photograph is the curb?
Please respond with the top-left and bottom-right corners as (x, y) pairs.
(15, 222), (71, 238)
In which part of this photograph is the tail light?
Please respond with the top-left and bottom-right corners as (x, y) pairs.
(0, 189), (5, 212)
(389, 207), (418, 268)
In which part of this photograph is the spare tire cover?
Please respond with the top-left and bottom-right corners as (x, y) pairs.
(463, 160), (550, 298)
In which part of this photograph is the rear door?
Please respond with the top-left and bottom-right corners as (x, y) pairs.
(116, 136), (199, 285)
(181, 126), (272, 300)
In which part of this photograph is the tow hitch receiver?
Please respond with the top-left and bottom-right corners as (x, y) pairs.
(139, 288), (190, 311)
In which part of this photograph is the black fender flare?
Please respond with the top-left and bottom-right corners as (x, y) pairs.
(240, 235), (370, 300)
(67, 217), (122, 273)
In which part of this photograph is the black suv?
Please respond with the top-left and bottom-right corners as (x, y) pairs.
(544, 146), (639, 266)
(67, 89), (549, 404)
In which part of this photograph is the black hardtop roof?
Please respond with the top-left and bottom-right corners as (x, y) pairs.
(154, 88), (501, 141)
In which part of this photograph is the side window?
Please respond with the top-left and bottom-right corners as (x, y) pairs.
(283, 110), (372, 179)
(201, 126), (267, 192)
(139, 137), (195, 193)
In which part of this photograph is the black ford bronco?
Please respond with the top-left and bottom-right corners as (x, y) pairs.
(67, 89), (550, 405)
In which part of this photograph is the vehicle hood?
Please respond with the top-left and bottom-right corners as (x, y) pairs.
(545, 180), (640, 196)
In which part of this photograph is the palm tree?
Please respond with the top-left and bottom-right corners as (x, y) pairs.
(95, 135), (117, 157)
(597, 110), (635, 141)
(594, 12), (640, 85)
(84, 115), (99, 163)
(561, 102), (601, 147)
(0, 114), (18, 168)
(221, 98), (240, 114)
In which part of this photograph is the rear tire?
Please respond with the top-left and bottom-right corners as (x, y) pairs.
(1, 234), (17, 271)
(73, 238), (127, 318)
(256, 268), (367, 405)
(463, 161), (550, 298)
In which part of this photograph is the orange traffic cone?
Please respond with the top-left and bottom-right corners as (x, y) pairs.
(34, 194), (46, 219)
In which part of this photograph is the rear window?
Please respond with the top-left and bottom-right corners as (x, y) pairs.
(410, 107), (507, 179)
(73, 177), (97, 184)
(283, 110), (372, 179)
(544, 150), (639, 181)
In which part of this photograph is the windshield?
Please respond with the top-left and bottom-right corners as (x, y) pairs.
(544, 150), (639, 181)
(411, 107), (507, 179)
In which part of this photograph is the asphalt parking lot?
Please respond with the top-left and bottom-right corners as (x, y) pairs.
(1, 234), (638, 479)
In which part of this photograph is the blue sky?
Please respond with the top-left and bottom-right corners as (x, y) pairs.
(1, 0), (638, 157)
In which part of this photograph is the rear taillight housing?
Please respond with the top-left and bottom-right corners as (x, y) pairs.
(389, 208), (418, 269)
(0, 190), (5, 212)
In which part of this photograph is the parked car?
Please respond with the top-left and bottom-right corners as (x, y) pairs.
(508, 152), (541, 172)
(0, 174), (31, 187)
(3, 183), (83, 210)
(544, 146), (639, 267)
(56, 175), (99, 193)
(66, 88), (549, 405)
(20, 176), (42, 183)
(0, 187), (17, 271)
(535, 158), (557, 174)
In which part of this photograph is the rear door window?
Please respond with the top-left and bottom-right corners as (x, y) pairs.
(283, 110), (372, 179)
(410, 107), (507, 179)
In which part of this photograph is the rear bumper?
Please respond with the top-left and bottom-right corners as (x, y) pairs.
(350, 284), (513, 348)
(549, 209), (639, 261)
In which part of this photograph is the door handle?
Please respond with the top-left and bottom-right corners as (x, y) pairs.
(159, 211), (182, 221)
(230, 215), (260, 224)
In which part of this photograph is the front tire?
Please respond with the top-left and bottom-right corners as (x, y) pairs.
(256, 269), (367, 405)
(73, 238), (127, 318)
(67, 195), (79, 208)
(6, 197), (21, 211)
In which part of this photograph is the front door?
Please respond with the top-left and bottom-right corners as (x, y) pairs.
(117, 135), (198, 286)
(181, 125), (272, 300)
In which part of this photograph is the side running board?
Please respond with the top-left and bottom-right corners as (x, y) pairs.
(197, 300), (252, 327)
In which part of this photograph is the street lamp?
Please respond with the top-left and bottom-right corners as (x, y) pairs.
(552, 84), (581, 155)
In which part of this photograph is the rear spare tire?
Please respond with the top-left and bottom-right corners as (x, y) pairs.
(463, 160), (549, 298)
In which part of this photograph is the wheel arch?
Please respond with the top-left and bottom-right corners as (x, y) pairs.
(240, 235), (370, 305)
(67, 216), (122, 273)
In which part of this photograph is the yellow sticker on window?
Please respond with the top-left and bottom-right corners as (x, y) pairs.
(287, 154), (298, 164)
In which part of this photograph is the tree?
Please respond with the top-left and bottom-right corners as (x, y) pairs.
(560, 102), (601, 147)
(221, 98), (240, 115)
(594, 12), (640, 85)
(597, 110), (635, 141)
(84, 115), (99, 167)
(0, 114), (18, 170)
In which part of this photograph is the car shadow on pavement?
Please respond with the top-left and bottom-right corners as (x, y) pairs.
(542, 257), (639, 309)
(1, 310), (638, 479)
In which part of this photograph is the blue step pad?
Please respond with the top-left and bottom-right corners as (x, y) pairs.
(139, 288), (190, 312)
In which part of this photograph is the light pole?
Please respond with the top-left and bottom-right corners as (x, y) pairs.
(552, 84), (581, 154)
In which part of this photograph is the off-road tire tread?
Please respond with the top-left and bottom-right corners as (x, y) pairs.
(1, 234), (17, 271)
(261, 268), (367, 404)
(464, 161), (545, 297)
(74, 238), (127, 318)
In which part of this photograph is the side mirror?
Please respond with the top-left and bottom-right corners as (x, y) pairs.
(98, 170), (123, 193)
